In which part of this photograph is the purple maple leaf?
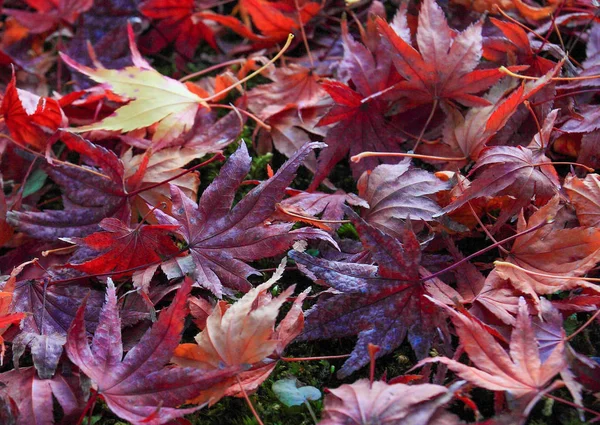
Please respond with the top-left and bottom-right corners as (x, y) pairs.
(290, 207), (441, 377)
(155, 142), (336, 297)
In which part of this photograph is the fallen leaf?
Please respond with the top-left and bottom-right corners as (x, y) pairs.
(320, 379), (463, 425)
(494, 197), (600, 307)
(172, 262), (309, 404)
(154, 142), (335, 297)
(60, 53), (208, 142)
(66, 278), (240, 425)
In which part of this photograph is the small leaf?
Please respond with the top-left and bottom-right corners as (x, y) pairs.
(272, 378), (321, 407)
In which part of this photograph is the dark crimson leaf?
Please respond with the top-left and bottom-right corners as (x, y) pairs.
(309, 21), (404, 188)
(310, 82), (405, 188)
(377, 0), (512, 109)
(12, 278), (104, 337)
(442, 146), (560, 228)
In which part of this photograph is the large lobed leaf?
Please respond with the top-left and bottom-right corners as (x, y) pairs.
(155, 142), (336, 297)
(290, 207), (441, 377)
(66, 278), (240, 425)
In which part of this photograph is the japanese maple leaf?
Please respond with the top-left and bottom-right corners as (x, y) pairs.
(239, 0), (320, 42)
(66, 279), (240, 425)
(483, 18), (555, 76)
(154, 142), (335, 297)
(309, 21), (404, 188)
(441, 145), (560, 229)
(0, 73), (63, 150)
(376, 0), (514, 110)
(309, 81), (405, 188)
(65, 217), (181, 276)
(442, 60), (561, 160)
(357, 159), (448, 238)
(564, 173), (600, 227)
(13, 277), (104, 338)
(247, 63), (326, 120)
(290, 207), (442, 377)
(0, 366), (86, 425)
(493, 197), (600, 308)
(8, 133), (129, 239)
(139, 0), (217, 58)
(172, 262), (308, 405)
(418, 298), (567, 421)
(277, 189), (368, 232)
(60, 52), (208, 143)
(4, 0), (93, 33)
(320, 380), (464, 425)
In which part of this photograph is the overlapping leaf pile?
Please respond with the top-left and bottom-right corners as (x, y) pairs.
(0, 0), (600, 423)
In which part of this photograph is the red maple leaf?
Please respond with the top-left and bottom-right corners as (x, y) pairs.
(173, 266), (309, 405)
(418, 298), (570, 422)
(139, 0), (217, 58)
(65, 217), (181, 276)
(376, 0), (519, 110)
(8, 133), (130, 239)
(66, 278), (240, 425)
(0, 366), (86, 424)
(0, 73), (63, 150)
(483, 18), (556, 76)
(309, 20), (404, 188)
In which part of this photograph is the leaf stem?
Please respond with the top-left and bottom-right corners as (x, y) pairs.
(210, 104), (271, 131)
(420, 219), (550, 282)
(493, 261), (600, 282)
(351, 151), (467, 163)
(203, 34), (294, 103)
(76, 390), (98, 425)
(304, 400), (318, 425)
(280, 354), (350, 361)
(276, 203), (350, 225)
(545, 393), (600, 419)
(236, 375), (265, 425)
(500, 66), (600, 82)
(294, 0), (314, 68)
(414, 98), (438, 151)
(530, 161), (595, 172)
(179, 58), (247, 82)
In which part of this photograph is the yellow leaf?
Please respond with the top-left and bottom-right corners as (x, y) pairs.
(60, 53), (208, 142)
